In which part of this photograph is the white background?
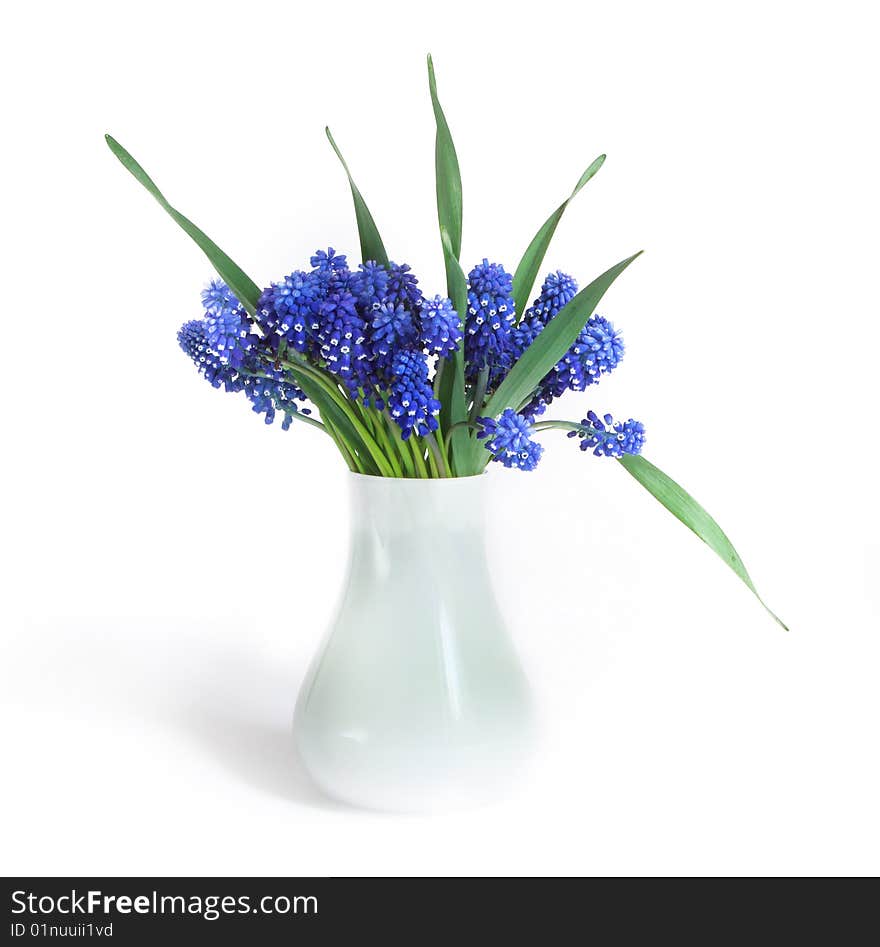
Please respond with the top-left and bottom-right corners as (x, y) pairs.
(2, 0), (878, 876)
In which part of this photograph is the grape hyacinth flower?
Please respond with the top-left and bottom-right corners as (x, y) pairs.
(203, 304), (256, 369)
(525, 270), (579, 325)
(388, 350), (441, 440)
(178, 320), (308, 428)
(106, 78), (787, 628)
(465, 260), (515, 375)
(177, 319), (240, 391)
(522, 313), (625, 419)
(349, 260), (390, 309)
(309, 247), (350, 292)
(372, 301), (417, 368)
(418, 295), (462, 357)
(559, 315), (624, 391)
(569, 410), (646, 457)
(201, 279), (240, 315)
(310, 247), (348, 272)
(477, 408), (544, 471)
(257, 270), (321, 353)
(315, 291), (367, 382)
(240, 373), (308, 430)
(385, 262), (424, 310)
(469, 258), (514, 299)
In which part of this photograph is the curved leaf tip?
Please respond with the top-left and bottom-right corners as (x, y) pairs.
(512, 153), (609, 319)
(103, 133), (261, 314)
(325, 127), (389, 266)
(618, 453), (788, 630)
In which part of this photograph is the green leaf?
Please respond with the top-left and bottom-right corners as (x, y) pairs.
(438, 228), (471, 474)
(512, 155), (606, 320)
(427, 54), (463, 260)
(325, 127), (389, 266)
(427, 55), (469, 474)
(618, 454), (787, 629)
(104, 134), (261, 316)
(481, 251), (642, 430)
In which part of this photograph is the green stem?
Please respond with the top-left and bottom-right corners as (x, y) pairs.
(531, 420), (585, 433)
(381, 412), (416, 477)
(434, 424), (452, 474)
(286, 411), (329, 433)
(468, 366), (490, 425)
(407, 436), (430, 478)
(278, 356), (395, 477)
(432, 357), (445, 400)
(425, 441), (440, 478)
(365, 406), (404, 478)
(424, 432), (449, 477)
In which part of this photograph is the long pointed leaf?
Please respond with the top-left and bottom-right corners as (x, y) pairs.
(427, 54), (463, 260)
(482, 251), (642, 427)
(104, 134), (261, 315)
(619, 454), (787, 629)
(438, 228), (471, 474)
(512, 155), (606, 320)
(427, 55), (469, 474)
(325, 128), (389, 266)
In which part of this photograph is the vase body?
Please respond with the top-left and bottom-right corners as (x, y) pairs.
(293, 472), (535, 812)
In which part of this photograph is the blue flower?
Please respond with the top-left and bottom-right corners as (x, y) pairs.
(513, 271), (579, 413)
(418, 295), (462, 357)
(371, 302), (416, 368)
(468, 259), (513, 298)
(178, 320), (309, 429)
(201, 279), (240, 315)
(310, 247), (348, 272)
(559, 315), (624, 391)
(522, 313), (625, 419)
(240, 372), (308, 430)
(178, 320), (240, 391)
(349, 261), (389, 308)
(525, 270), (578, 324)
(258, 270), (321, 352)
(203, 305), (255, 368)
(310, 248), (350, 295)
(385, 262), (424, 310)
(510, 314), (542, 359)
(315, 291), (367, 381)
(569, 410), (646, 457)
(465, 260), (516, 377)
(388, 350), (441, 440)
(477, 408), (544, 471)
(465, 289), (514, 373)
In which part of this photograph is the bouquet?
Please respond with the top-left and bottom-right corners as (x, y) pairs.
(106, 56), (783, 628)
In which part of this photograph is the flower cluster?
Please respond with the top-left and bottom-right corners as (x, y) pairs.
(465, 259), (516, 382)
(388, 350), (442, 440)
(256, 250), (461, 423)
(477, 406), (644, 473)
(461, 259), (641, 470)
(460, 263), (624, 407)
(177, 318), (308, 429)
(477, 408), (543, 471)
(177, 248), (644, 471)
(568, 411), (646, 458)
(179, 251), (461, 438)
(108, 65), (784, 627)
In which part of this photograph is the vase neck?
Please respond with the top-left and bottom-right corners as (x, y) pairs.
(347, 474), (487, 537)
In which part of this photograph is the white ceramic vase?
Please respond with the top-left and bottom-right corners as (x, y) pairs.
(293, 472), (536, 813)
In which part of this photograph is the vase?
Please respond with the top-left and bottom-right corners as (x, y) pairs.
(293, 472), (536, 812)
